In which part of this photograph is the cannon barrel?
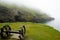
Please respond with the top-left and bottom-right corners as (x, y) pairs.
(3, 30), (22, 34)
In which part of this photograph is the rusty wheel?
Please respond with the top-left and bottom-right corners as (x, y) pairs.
(1, 25), (11, 38)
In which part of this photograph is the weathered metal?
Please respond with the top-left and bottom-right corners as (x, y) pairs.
(0, 25), (26, 40)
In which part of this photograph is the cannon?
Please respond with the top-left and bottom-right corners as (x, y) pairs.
(0, 25), (26, 40)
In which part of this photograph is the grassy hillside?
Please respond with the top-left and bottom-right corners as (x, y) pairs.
(0, 22), (60, 40)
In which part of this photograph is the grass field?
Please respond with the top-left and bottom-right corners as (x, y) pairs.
(0, 22), (60, 40)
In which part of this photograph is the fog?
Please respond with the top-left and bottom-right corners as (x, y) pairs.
(0, 0), (60, 18)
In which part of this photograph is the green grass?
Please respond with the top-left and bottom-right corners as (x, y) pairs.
(0, 22), (60, 40)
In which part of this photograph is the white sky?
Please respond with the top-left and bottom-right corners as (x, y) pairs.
(0, 0), (60, 18)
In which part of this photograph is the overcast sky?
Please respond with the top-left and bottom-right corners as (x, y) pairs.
(0, 0), (60, 18)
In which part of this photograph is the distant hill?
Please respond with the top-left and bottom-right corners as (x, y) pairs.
(0, 3), (54, 23)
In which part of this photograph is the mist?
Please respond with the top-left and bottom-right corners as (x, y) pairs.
(0, 0), (60, 18)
